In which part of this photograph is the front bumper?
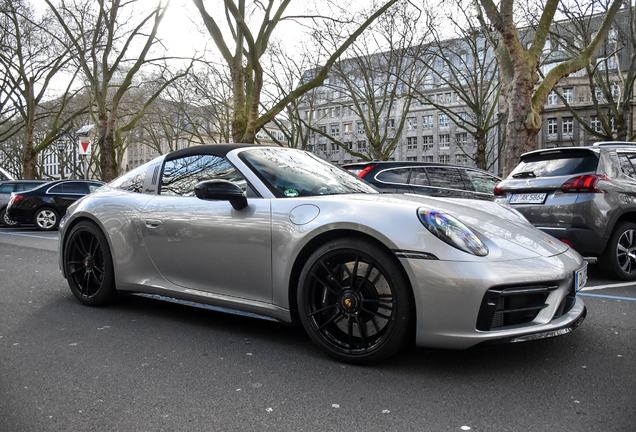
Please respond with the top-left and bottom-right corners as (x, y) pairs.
(400, 248), (586, 350)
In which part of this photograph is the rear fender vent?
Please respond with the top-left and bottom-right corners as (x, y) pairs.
(476, 284), (559, 331)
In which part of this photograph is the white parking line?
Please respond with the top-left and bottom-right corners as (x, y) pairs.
(582, 282), (636, 291)
(0, 231), (57, 240)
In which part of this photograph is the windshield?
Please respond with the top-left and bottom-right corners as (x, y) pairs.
(240, 148), (378, 197)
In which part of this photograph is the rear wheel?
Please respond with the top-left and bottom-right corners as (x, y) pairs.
(64, 220), (117, 305)
(33, 208), (59, 231)
(599, 222), (636, 281)
(297, 238), (414, 364)
(0, 207), (19, 227)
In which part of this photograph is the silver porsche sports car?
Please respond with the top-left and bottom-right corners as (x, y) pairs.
(59, 144), (587, 363)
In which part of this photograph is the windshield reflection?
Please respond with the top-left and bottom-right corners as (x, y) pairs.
(240, 148), (378, 198)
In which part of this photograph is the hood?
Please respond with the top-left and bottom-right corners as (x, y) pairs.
(347, 193), (571, 259)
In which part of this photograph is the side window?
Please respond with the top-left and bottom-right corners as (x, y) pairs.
(62, 182), (89, 194)
(463, 170), (499, 194)
(375, 168), (410, 185)
(48, 184), (63, 193)
(426, 167), (466, 190)
(0, 184), (13, 193)
(88, 183), (102, 193)
(410, 168), (430, 186)
(160, 154), (247, 196)
(618, 153), (636, 178)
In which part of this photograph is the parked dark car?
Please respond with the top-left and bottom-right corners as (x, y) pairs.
(0, 180), (50, 227)
(342, 161), (501, 200)
(494, 142), (636, 280)
(6, 179), (104, 231)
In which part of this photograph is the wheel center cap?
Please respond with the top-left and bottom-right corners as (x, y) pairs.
(84, 255), (94, 270)
(339, 290), (360, 313)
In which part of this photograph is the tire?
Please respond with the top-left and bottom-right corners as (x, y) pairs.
(599, 222), (636, 281)
(0, 207), (20, 227)
(33, 208), (59, 231)
(297, 237), (414, 364)
(63, 220), (117, 305)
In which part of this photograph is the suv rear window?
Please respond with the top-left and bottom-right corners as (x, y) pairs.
(512, 151), (598, 178)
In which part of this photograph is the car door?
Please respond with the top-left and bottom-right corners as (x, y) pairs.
(45, 181), (88, 213)
(140, 153), (273, 303)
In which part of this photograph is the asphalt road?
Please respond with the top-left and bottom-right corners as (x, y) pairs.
(1, 228), (635, 432)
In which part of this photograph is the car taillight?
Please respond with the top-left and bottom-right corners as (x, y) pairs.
(358, 165), (376, 178)
(8, 194), (24, 206)
(493, 182), (504, 196)
(560, 175), (609, 193)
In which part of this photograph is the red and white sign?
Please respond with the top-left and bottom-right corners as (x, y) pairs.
(78, 138), (91, 155)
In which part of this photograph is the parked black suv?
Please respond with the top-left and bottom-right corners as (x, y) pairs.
(494, 142), (636, 280)
(342, 161), (501, 200)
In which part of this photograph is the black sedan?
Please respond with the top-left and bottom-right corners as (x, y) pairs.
(342, 161), (501, 200)
(6, 179), (104, 230)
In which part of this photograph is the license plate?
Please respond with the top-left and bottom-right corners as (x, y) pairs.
(575, 263), (588, 292)
(510, 193), (547, 204)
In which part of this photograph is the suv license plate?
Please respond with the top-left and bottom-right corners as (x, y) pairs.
(510, 193), (547, 204)
(575, 263), (588, 292)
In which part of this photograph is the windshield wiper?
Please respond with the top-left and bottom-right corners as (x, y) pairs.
(512, 171), (536, 179)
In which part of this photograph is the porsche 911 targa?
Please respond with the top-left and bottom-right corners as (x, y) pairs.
(59, 144), (587, 363)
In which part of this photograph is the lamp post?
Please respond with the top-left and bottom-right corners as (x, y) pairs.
(56, 136), (67, 179)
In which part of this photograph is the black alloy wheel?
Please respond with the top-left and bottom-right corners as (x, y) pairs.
(33, 207), (59, 231)
(600, 222), (636, 281)
(0, 207), (19, 227)
(298, 238), (413, 364)
(64, 220), (117, 305)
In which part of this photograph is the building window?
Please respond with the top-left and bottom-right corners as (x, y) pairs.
(331, 124), (340, 137)
(562, 117), (574, 137)
(343, 123), (352, 135)
(357, 140), (367, 149)
(547, 118), (558, 137)
(437, 94), (444, 104)
(439, 114), (450, 128)
(591, 116), (602, 132)
(347, 142), (354, 150)
(445, 93), (452, 104)
(387, 118), (396, 133)
(318, 144), (327, 155)
(439, 134), (450, 149)
(612, 84), (620, 100)
(439, 155), (450, 163)
(422, 115), (434, 129)
(563, 88), (573, 103)
(422, 136), (434, 150)
(332, 145), (339, 155)
(548, 91), (558, 105)
(406, 156), (417, 161)
(407, 136), (417, 150)
(456, 133), (468, 146)
(456, 154), (468, 165)
(357, 122), (365, 135)
(407, 117), (417, 130)
(425, 155), (434, 162)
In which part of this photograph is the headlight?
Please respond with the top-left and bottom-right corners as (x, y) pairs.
(418, 209), (488, 256)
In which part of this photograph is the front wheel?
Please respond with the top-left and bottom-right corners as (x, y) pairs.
(64, 220), (117, 305)
(599, 222), (636, 281)
(33, 208), (59, 231)
(297, 238), (414, 364)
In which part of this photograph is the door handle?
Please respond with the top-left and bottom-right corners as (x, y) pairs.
(145, 219), (163, 228)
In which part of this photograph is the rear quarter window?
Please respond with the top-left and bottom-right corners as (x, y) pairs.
(375, 168), (410, 184)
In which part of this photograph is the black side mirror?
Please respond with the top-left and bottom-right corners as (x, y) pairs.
(194, 180), (248, 210)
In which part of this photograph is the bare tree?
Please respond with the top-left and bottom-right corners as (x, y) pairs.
(191, 0), (399, 144)
(46, 0), (193, 181)
(306, 1), (431, 161)
(414, 2), (502, 171)
(476, 0), (623, 175)
(0, 0), (85, 178)
(555, 2), (635, 141)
